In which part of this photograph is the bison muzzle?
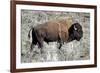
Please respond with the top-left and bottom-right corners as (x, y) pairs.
(28, 19), (83, 50)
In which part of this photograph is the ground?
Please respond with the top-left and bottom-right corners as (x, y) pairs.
(21, 10), (90, 63)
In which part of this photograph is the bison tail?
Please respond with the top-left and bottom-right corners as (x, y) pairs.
(28, 27), (34, 39)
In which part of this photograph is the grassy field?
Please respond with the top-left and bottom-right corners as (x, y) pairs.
(21, 10), (90, 63)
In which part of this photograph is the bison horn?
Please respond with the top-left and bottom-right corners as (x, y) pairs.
(74, 25), (77, 30)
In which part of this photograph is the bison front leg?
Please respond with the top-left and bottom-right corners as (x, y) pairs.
(58, 39), (64, 49)
(59, 43), (62, 49)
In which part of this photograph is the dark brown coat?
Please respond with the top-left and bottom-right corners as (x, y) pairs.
(28, 18), (83, 50)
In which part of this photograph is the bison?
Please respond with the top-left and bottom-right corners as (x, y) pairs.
(28, 19), (83, 50)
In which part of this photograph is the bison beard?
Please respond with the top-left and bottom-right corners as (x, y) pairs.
(28, 19), (83, 51)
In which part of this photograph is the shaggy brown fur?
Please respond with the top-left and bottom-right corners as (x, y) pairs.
(28, 18), (83, 50)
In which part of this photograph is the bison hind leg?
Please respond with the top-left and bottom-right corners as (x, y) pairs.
(37, 40), (43, 49)
(30, 40), (37, 51)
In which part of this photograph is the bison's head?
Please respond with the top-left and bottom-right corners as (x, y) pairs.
(68, 23), (83, 42)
